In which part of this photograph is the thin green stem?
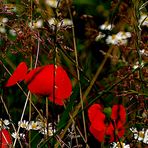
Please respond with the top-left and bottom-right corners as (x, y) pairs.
(66, 0), (87, 145)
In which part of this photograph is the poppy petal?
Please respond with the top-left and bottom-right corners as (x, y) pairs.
(88, 104), (106, 142)
(25, 64), (72, 105)
(111, 105), (126, 123)
(5, 62), (28, 87)
(88, 104), (105, 122)
(89, 125), (106, 142)
(0, 129), (12, 147)
(25, 65), (54, 96)
(116, 121), (125, 138)
(48, 65), (72, 105)
(106, 121), (125, 142)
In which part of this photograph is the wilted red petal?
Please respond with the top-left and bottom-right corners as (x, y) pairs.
(88, 104), (105, 123)
(111, 105), (126, 123)
(0, 129), (12, 148)
(5, 62), (28, 87)
(25, 64), (72, 105)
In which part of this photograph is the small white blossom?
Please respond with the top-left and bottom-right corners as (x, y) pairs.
(0, 119), (10, 129)
(29, 19), (43, 29)
(0, 17), (8, 33)
(106, 35), (119, 45)
(116, 31), (131, 39)
(12, 132), (25, 139)
(35, 19), (43, 28)
(130, 127), (148, 144)
(58, 19), (73, 27)
(0, 26), (6, 33)
(28, 121), (41, 130)
(100, 22), (114, 30)
(2, 18), (8, 23)
(140, 49), (148, 57)
(45, 0), (58, 8)
(37, 122), (56, 136)
(48, 18), (73, 30)
(111, 142), (130, 148)
(3, 119), (10, 126)
(39, 127), (56, 136)
(106, 31), (131, 45)
(18, 120), (29, 130)
(12, 132), (20, 139)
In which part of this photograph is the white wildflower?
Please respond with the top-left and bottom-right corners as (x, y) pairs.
(35, 19), (43, 28)
(140, 49), (148, 57)
(3, 119), (10, 126)
(2, 18), (8, 23)
(39, 127), (56, 136)
(106, 31), (131, 45)
(45, 0), (58, 8)
(116, 31), (131, 39)
(58, 19), (73, 27)
(28, 121), (41, 130)
(100, 22), (114, 30)
(12, 132), (25, 139)
(37, 122), (56, 136)
(18, 120), (29, 130)
(106, 35), (119, 45)
(48, 17), (57, 26)
(0, 17), (8, 33)
(48, 18), (73, 30)
(12, 132), (20, 139)
(111, 142), (130, 148)
(0, 119), (10, 129)
(29, 19), (43, 29)
(130, 127), (148, 144)
(0, 26), (6, 33)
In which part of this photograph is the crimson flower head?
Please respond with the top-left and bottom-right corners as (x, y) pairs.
(0, 129), (12, 148)
(5, 62), (72, 105)
(88, 104), (126, 143)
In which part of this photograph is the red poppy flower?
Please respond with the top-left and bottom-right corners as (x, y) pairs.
(6, 62), (72, 105)
(25, 64), (72, 105)
(88, 104), (126, 143)
(5, 62), (28, 87)
(0, 129), (12, 148)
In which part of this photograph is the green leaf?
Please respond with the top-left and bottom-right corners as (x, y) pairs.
(30, 130), (42, 147)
